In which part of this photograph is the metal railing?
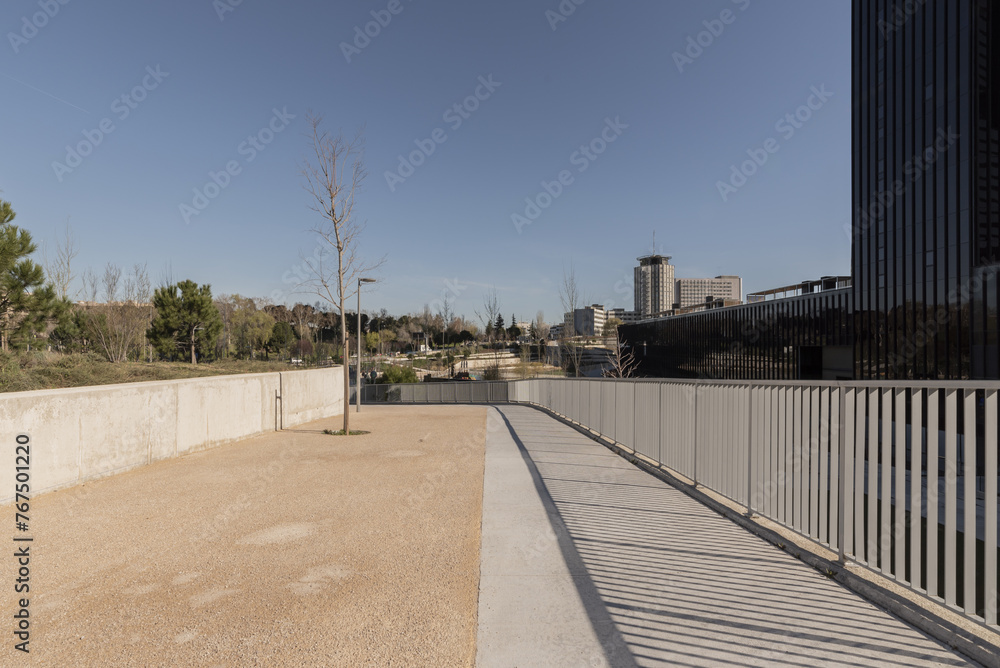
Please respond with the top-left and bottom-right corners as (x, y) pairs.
(365, 377), (1000, 630)
(361, 381), (509, 404)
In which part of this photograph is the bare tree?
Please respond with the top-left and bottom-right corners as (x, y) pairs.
(81, 267), (99, 303)
(603, 331), (638, 378)
(215, 294), (237, 359)
(437, 294), (454, 347)
(534, 310), (550, 341)
(558, 264), (585, 377)
(42, 220), (78, 300)
(299, 113), (382, 434)
(474, 287), (503, 379)
(158, 261), (174, 291)
(88, 263), (151, 363)
(290, 303), (315, 344)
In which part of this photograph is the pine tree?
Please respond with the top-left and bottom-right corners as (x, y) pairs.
(147, 280), (223, 363)
(0, 200), (60, 351)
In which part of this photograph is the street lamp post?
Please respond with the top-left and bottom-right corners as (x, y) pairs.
(357, 278), (376, 412)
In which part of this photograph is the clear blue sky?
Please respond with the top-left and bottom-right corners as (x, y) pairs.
(1, 0), (851, 325)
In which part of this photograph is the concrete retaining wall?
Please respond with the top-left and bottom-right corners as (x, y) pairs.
(0, 367), (344, 504)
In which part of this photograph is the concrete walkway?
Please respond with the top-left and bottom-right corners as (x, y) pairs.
(477, 405), (979, 667)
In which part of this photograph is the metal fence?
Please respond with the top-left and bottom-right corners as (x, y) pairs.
(366, 377), (1000, 630)
(361, 381), (509, 404)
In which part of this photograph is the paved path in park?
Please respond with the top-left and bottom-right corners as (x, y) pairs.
(478, 405), (979, 667)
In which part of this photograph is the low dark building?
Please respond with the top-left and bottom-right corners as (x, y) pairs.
(623, 282), (853, 381)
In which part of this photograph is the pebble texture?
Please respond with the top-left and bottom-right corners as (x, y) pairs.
(2, 405), (486, 667)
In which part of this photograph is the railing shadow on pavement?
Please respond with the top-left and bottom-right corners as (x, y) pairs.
(494, 405), (975, 667)
(491, 406), (639, 668)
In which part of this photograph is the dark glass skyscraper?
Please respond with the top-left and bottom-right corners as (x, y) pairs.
(853, 0), (1000, 379)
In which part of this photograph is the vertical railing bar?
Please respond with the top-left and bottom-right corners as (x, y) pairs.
(799, 386), (805, 534)
(820, 389), (843, 554)
(809, 388), (830, 544)
(777, 387), (784, 524)
(963, 389), (977, 616)
(928, 388), (940, 599)
(854, 388), (866, 563)
(945, 388), (958, 607)
(911, 388), (924, 592)
(657, 382), (664, 466)
(784, 386), (792, 526)
(772, 385), (779, 520)
(881, 388), (892, 576)
(747, 386), (755, 515)
(984, 389), (997, 626)
(766, 386), (773, 519)
(821, 386), (832, 546)
(693, 382), (699, 487)
(868, 388), (879, 569)
(757, 386), (764, 516)
(895, 388), (907, 581)
(730, 385), (735, 497)
(738, 385), (744, 502)
(838, 385), (849, 562)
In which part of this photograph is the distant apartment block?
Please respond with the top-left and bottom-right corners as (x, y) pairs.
(563, 304), (607, 337)
(607, 308), (640, 325)
(634, 255), (675, 318)
(674, 276), (742, 308)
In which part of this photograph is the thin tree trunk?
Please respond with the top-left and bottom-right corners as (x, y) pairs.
(342, 308), (349, 435)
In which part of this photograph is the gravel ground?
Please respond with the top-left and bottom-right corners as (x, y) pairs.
(1, 405), (487, 667)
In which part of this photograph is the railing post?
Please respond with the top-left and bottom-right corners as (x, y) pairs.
(837, 384), (847, 563)
(657, 381), (664, 465)
(693, 382), (699, 487)
(746, 385), (754, 517)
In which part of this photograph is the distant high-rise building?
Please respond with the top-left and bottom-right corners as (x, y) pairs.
(674, 276), (743, 309)
(853, 0), (1000, 379)
(634, 255), (675, 317)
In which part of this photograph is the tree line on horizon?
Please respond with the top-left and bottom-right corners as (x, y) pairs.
(0, 197), (550, 367)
